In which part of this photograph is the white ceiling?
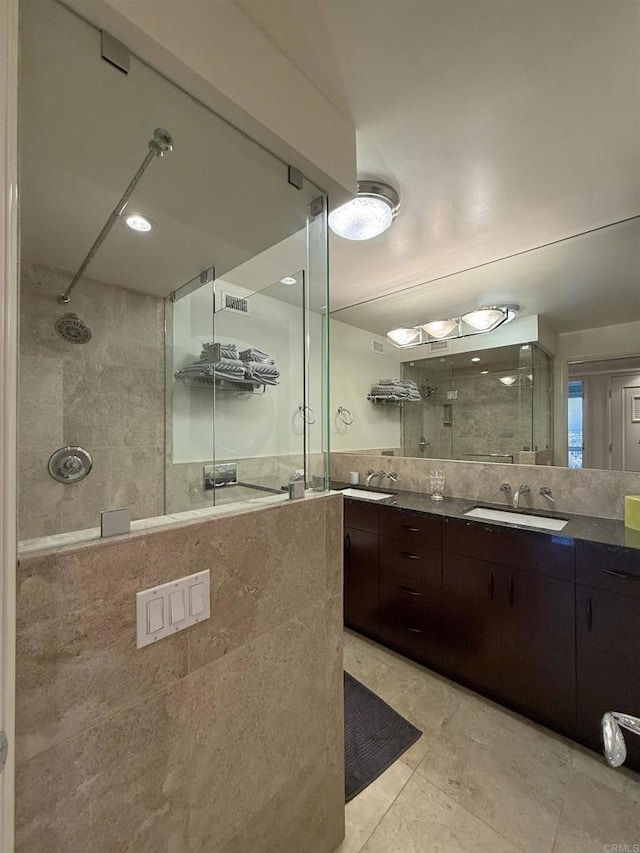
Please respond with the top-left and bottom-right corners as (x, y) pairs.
(236, 0), (640, 329)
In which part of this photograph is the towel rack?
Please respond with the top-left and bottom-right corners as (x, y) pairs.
(298, 404), (316, 424)
(337, 406), (353, 425)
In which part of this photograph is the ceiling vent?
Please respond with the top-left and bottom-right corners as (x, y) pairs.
(218, 290), (250, 316)
(429, 340), (449, 352)
(371, 340), (385, 354)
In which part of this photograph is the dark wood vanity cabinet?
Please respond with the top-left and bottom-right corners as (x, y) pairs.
(377, 507), (443, 667)
(442, 518), (576, 732)
(343, 500), (379, 636)
(575, 542), (640, 771)
(342, 495), (640, 766)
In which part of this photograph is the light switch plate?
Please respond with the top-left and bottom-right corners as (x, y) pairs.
(136, 569), (210, 648)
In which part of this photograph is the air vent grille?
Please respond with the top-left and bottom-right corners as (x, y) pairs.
(372, 340), (385, 354)
(219, 290), (250, 315)
(430, 341), (449, 351)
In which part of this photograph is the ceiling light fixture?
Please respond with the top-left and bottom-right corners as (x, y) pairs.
(386, 304), (520, 349)
(328, 180), (400, 241)
(470, 357), (481, 363)
(499, 375), (518, 386)
(125, 213), (155, 233)
(280, 276), (298, 285)
(480, 370), (489, 375)
(421, 319), (458, 340)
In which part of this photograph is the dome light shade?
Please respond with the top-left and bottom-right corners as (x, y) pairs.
(461, 307), (506, 332)
(387, 327), (420, 346)
(329, 180), (400, 241)
(421, 319), (458, 339)
(499, 375), (518, 386)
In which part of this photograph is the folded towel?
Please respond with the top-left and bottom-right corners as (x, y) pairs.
(200, 342), (238, 361)
(239, 347), (275, 365)
(242, 361), (280, 377)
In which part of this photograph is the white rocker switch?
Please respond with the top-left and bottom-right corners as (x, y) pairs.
(146, 597), (164, 634)
(169, 589), (186, 624)
(189, 583), (205, 616)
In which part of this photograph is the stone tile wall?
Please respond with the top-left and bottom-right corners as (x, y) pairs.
(332, 452), (640, 520)
(15, 493), (345, 852)
(19, 261), (165, 539)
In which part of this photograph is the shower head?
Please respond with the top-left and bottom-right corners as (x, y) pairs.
(149, 128), (173, 157)
(55, 313), (92, 344)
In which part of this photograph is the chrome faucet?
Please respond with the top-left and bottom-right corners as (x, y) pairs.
(365, 470), (386, 487)
(513, 484), (530, 509)
(539, 486), (555, 503)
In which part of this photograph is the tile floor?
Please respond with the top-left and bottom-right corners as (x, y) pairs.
(339, 629), (640, 853)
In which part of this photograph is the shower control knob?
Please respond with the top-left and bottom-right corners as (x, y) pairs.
(62, 456), (83, 475)
(48, 445), (93, 484)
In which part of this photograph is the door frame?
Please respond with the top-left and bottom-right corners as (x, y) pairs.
(0, 0), (19, 849)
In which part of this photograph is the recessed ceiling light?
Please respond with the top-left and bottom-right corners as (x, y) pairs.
(280, 277), (297, 285)
(470, 357), (481, 363)
(329, 180), (400, 241)
(124, 213), (155, 233)
(480, 369), (489, 375)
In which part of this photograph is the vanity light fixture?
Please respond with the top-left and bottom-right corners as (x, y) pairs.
(280, 276), (297, 285)
(125, 213), (155, 233)
(386, 304), (520, 349)
(421, 319), (458, 339)
(387, 327), (421, 346)
(328, 180), (400, 241)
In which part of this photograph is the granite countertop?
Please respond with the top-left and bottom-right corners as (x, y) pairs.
(332, 481), (640, 553)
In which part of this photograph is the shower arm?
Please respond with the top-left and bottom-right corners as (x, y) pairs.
(58, 128), (173, 304)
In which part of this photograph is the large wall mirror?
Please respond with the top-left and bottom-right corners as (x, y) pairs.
(330, 215), (640, 472)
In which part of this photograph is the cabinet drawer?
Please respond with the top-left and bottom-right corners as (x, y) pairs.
(377, 586), (442, 666)
(379, 535), (441, 589)
(576, 541), (640, 599)
(443, 517), (574, 581)
(378, 506), (441, 545)
(344, 499), (378, 534)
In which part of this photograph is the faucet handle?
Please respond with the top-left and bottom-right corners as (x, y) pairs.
(539, 486), (555, 503)
(496, 483), (512, 495)
(387, 471), (398, 482)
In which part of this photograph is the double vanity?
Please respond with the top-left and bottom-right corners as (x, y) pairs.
(340, 484), (640, 771)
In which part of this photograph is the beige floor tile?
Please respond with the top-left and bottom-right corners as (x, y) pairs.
(360, 773), (521, 853)
(553, 770), (640, 853)
(335, 760), (413, 853)
(418, 702), (569, 853)
(360, 660), (462, 750)
(343, 638), (388, 682)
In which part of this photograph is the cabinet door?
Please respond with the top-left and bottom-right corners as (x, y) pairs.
(576, 585), (640, 770)
(442, 553), (504, 695)
(344, 526), (379, 636)
(378, 535), (442, 666)
(502, 568), (576, 732)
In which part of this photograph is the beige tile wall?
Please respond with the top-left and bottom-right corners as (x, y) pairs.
(19, 261), (165, 539)
(15, 493), (345, 853)
(332, 452), (640, 520)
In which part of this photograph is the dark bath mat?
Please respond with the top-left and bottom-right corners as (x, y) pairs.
(344, 671), (422, 802)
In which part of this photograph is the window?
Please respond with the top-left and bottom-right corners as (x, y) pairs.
(568, 380), (584, 468)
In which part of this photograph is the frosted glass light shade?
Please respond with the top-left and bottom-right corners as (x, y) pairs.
(422, 319), (458, 339)
(498, 375), (518, 386)
(329, 197), (395, 240)
(461, 307), (506, 331)
(387, 327), (420, 346)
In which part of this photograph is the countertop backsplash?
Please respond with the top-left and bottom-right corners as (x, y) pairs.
(331, 452), (640, 522)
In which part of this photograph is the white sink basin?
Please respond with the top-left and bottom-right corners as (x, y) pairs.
(342, 488), (394, 501)
(464, 506), (569, 531)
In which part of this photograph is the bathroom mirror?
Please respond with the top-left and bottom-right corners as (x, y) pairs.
(331, 215), (640, 471)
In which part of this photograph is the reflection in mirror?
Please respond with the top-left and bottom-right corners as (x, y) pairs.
(568, 356), (640, 471)
(331, 216), (640, 470)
